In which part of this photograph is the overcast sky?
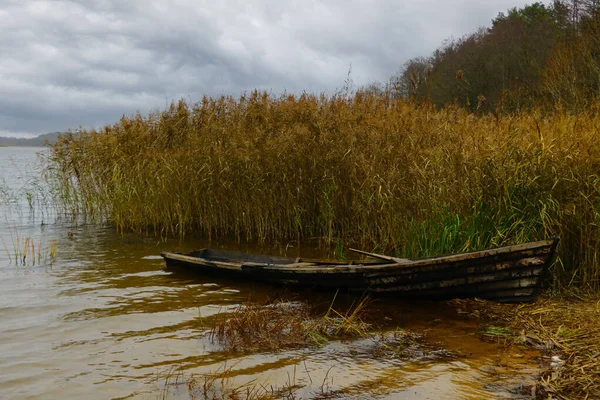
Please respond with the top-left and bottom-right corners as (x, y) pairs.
(1, 0), (539, 137)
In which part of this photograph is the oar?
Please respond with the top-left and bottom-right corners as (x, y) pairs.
(348, 248), (412, 264)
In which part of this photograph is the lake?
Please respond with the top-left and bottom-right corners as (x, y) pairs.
(0, 146), (541, 399)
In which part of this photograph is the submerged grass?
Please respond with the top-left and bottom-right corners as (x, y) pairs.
(160, 296), (439, 400)
(449, 296), (600, 399)
(158, 362), (335, 400)
(45, 91), (600, 289)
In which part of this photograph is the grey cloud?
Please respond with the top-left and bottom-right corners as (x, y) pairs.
(1, 0), (537, 137)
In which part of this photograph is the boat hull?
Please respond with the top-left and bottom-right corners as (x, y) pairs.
(161, 238), (559, 303)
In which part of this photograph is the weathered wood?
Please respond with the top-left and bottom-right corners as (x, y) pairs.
(161, 237), (560, 303)
(348, 248), (411, 263)
(242, 261), (318, 269)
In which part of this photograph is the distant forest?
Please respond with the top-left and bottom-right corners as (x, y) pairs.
(0, 132), (60, 146)
(372, 0), (600, 113)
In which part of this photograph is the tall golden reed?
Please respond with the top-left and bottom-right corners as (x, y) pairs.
(45, 91), (600, 289)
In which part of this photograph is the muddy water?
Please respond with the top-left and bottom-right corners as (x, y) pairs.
(0, 147), (541, 399)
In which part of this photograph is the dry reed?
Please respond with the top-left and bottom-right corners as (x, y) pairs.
(45, 91), (600, 289)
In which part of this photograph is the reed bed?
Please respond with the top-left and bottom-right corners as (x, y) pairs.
(449, 296), (600, 399)
(45, 91), (600, 289)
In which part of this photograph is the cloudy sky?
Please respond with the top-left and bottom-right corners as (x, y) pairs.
(1, 0), (538, 137)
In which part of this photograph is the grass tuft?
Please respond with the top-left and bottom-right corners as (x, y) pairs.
(208, 295), (371, 352)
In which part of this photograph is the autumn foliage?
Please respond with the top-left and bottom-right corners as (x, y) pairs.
(394, 0), (600, 113)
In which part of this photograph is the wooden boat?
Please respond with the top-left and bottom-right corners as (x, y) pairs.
(161, 238), (559, 303)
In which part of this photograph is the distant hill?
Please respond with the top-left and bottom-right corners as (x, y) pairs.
(0, 132), (62, 147)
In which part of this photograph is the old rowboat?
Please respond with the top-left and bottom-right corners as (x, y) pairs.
(161, 238), (559, 303)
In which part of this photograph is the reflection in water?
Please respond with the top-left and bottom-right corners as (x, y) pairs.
(0, 147), (540, 399)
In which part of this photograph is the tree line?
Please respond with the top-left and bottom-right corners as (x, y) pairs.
(376, 1), (600, 112)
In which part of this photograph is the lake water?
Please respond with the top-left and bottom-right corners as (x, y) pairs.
(0, 146), (541, 399)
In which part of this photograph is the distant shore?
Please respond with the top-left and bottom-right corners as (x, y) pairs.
(0, 132), (60, 147)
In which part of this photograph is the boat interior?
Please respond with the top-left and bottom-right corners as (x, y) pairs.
(187, 248), (387, 266)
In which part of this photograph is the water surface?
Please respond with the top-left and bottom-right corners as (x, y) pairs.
(0, 147), (541, 399)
